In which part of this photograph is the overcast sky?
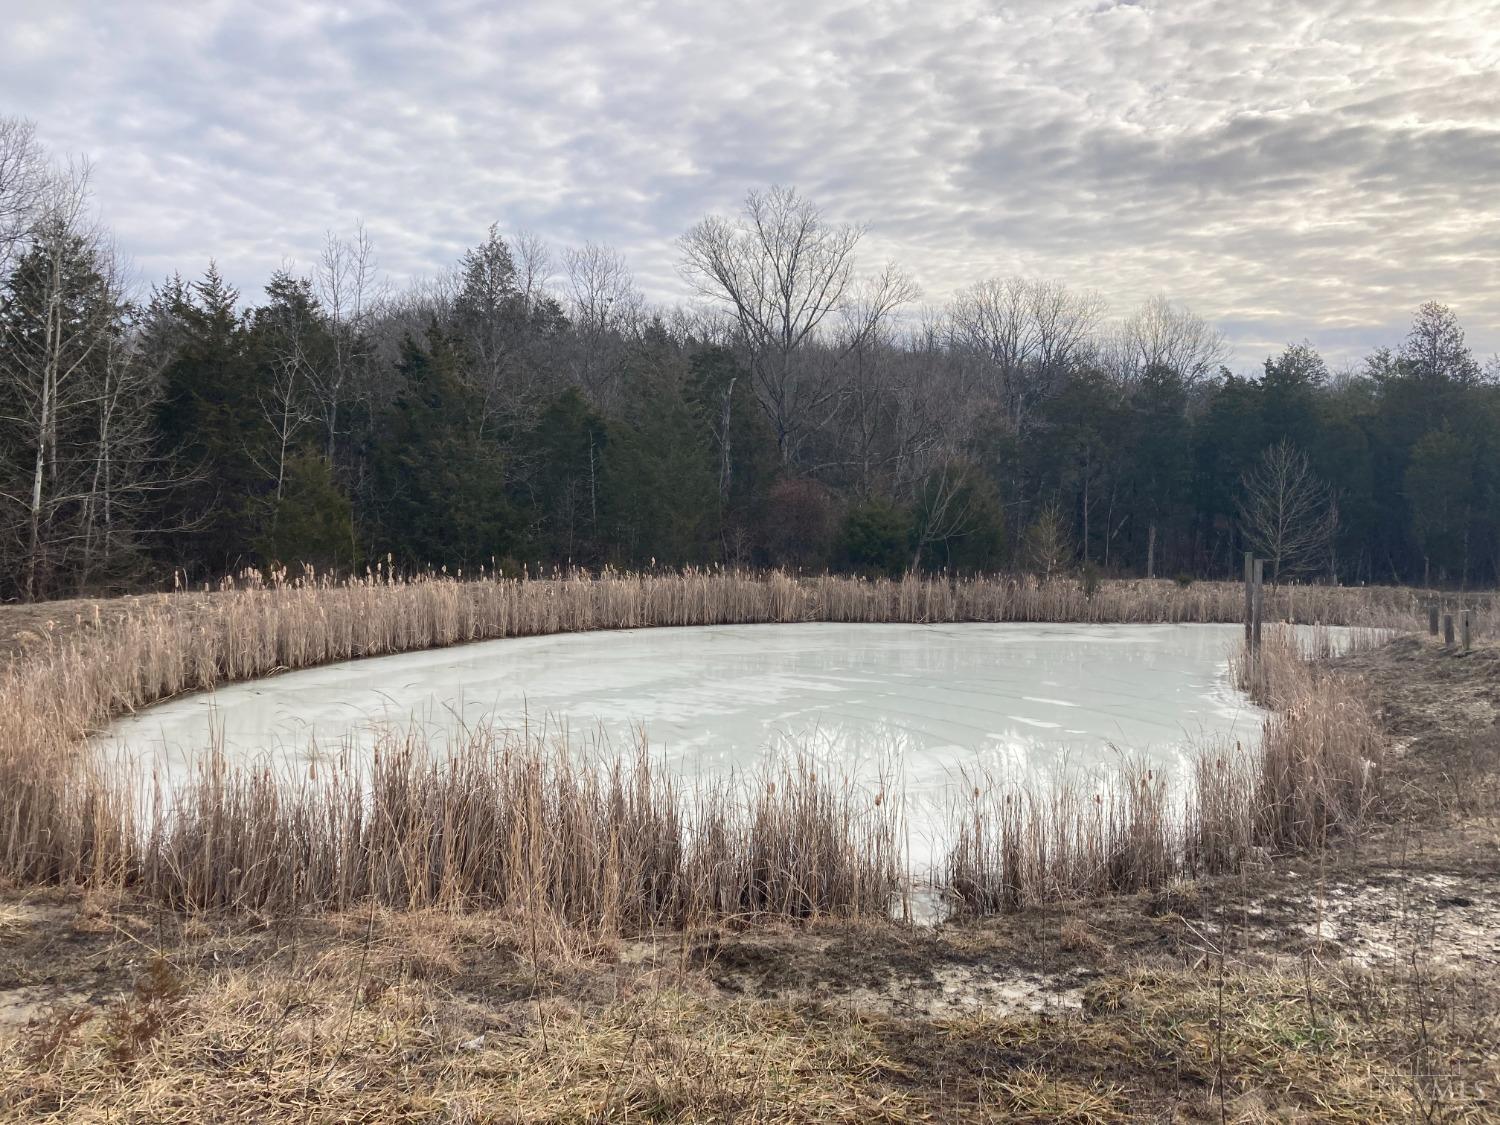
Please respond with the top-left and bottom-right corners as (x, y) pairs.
(2, 0), (1497, 370)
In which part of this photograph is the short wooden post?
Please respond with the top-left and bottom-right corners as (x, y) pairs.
(1244, 551), (1254, 646)
(1428, 603), (1440, 636)
(1461, 609), (1472, 653)
(1252, 558), (1264, 653)
(1443, 612), (1454, 646)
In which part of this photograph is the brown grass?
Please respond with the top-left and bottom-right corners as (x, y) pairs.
(944, 624), (1396, 915)
(140, 736), (901, 923)
(5, 898), (1493, 1123)
(0, 571), (1451, 928)
(1234, 629), (1389, 851)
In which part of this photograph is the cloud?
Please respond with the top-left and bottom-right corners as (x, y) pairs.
(1, 0), (1496, 369)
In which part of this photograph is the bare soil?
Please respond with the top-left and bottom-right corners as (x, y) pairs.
(2, 633), (1498, 1121)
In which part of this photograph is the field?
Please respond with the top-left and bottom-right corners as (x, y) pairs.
(1, 573), (1497, 1121)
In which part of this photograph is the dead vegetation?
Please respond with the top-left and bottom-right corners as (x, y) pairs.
(146, 738), (902, 922)
(0, 571), (1453, 926)
(1, 573), (1497, 1119)
(943, 626), (1393, 916)
(3, 825), (1497, 1122)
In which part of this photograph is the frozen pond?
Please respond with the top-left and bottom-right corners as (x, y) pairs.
(100, 622), (1275, 867)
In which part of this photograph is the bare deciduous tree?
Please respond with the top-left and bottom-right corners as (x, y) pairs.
(1, 159), (174, 596)
(0, 161), (110, 597)
(910, 460), (981, 571)
(1238, 440), (1338, 584)
(947, 277), (1104, 430)
(77, 290), (172, 589)
(822, 293), (953, 495)
(678, 185), (915, 463)
(512, 229), (554, 314)
(564, 240), (642, 403)
(313, 223), (387, 461)
(1108, 293), (1227, 386)
(253, 333), (316, 519)
(0, 115), (47, 272)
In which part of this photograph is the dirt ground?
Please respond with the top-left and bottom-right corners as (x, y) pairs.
(1, 634), (1497, 1121)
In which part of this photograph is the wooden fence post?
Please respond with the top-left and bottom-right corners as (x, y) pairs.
(1244, 552), (1254, 646)
(1461, 609), (1472, 653)
(1443, 612), (1454, 646)
(1252, 558), (1264, 653)
(1429, 603), (1440, 636)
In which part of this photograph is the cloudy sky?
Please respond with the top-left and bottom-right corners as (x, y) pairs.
(2, 0), (1497, 369)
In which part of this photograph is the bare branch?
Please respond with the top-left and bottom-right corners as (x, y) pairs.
(1237, 441), (1338, 584)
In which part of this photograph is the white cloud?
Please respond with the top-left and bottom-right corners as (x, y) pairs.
(1, 0), (1496, 368)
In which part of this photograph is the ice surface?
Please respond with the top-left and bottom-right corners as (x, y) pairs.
(99, 622), (1281, 869)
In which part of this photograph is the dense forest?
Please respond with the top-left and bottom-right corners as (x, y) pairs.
(2, 116), (1498, 602)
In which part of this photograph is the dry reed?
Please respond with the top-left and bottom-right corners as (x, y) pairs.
(945, 759), (1180, 911)
(1233, 628), (1388, 851)
(0, 570), (1434, 925)
(945, 624), (1395, 915)
(126, 734), (898, 924)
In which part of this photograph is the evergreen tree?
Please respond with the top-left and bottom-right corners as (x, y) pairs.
(1259, 343), (1325, 452)
(836, 498), (911, 578)
(602, 342), (717, 567)
(1123, 364), (1190, 577)
(152, 264), (267, 574)
(1406, 427), (1479, 585)
(369, 325), (516, 567)
(527, 387), (609, 564)
(260, 452), (354, 569)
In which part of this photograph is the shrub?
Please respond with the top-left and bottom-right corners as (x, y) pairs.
(836, 499), (911, 578)
(762, 478), (836, 569)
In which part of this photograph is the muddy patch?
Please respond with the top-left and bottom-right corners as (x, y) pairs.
(0, 987), (118, 1032)
(687, 930), (1093, 1018)
(1237, 871), (1500, 968)
(0, 899), (137, 1035)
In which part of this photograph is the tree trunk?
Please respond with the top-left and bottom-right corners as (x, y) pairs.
(26, 408), (46, 600)
(25, 285), (60, 601)
(718, 377), (735, 502)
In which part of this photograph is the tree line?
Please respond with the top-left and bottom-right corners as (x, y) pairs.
(2, 117), (1498, 601)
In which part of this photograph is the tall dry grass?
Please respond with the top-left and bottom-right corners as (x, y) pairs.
(1232, 628), (1388, 851)
(128, 734), (900, 925)
(944, 624), (1393, 914)
(0, 570), (1442, 925)
(945, 759), (1180, 911)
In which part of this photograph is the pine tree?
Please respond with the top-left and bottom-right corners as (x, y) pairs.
(370, 324), (516, 567)
(152, 264), (267, 574)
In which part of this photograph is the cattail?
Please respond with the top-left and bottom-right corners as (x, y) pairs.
(0, 572), (1414, 925)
